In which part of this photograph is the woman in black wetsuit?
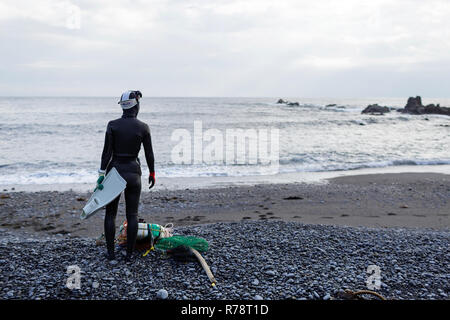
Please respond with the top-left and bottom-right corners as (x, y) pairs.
(97, 90), (155, 262)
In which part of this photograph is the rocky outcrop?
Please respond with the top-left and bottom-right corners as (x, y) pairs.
(397, 96), (450, 116)
(423, 104), (450, 115)
(361, 104), (390, 115)
(402, 96), (424, 114)
(276, 99), (299, 106)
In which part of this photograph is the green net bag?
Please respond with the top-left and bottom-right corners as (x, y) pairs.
(155, 235), (209, 252)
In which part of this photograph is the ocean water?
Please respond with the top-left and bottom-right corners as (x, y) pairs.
(0, 97), (449, 188)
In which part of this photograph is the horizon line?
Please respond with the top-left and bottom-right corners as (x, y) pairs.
(0, 95), (448, 99)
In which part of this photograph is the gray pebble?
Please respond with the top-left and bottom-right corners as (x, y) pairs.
(156, 289), (168, 300)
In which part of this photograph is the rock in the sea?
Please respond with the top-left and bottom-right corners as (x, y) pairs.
(361, 104), (390, 115)
(404, 96), (424, 114)
(276, 99), (299, 106)
(423, 103), (450, 115)
(399, 96), (450, 116)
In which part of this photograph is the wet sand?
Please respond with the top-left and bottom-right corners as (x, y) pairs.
(0, 172), (449, 239)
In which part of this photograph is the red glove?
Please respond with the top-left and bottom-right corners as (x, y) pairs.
(149, 172), (155, 189)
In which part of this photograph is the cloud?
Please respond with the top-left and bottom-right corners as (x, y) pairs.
(0, 0), (81, 29)
(0, 0), (449, 97)
(17, 61), (83, 69)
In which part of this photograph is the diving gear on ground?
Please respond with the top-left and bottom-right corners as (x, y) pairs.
(81, 167), (127, 220)
(113, 219), (216, 285)
(118, 90), (142, 109)
(155, 235), (209, 252)
(149, 172), (155, 189)
(117, 220), (173, 250)
(137, 222), (173, 240)
(116, 220), (207, 253)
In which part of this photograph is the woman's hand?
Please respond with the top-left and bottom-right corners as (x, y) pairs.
(95, 170), (105, 191)
(149, 172), (155, 189)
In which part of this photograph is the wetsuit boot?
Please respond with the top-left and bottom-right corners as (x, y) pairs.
(104, 195), (120, 261)
(124, 214), (138, 262)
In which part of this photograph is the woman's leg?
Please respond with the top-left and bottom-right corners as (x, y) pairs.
(104, 194), (120, 259)
(124, 173), (142, 257)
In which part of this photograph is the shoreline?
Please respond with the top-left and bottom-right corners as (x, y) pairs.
(3, 164), (450, 193)
(0, 172), (449, 240)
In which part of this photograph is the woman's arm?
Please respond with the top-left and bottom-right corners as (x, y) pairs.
(142, 123), (155, 173)
(143, 123), (155, 189)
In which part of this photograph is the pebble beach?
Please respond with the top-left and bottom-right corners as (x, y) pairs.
(0, 221), (448, 300)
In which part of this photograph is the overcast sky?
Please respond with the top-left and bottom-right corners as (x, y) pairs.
(0, 0), (449, 97)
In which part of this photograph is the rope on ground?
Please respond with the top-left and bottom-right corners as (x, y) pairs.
(189, 247), (217, 286)
(343, 289), (387, 300)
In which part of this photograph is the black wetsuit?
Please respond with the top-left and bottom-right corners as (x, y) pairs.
(100, 105), (155, 258)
